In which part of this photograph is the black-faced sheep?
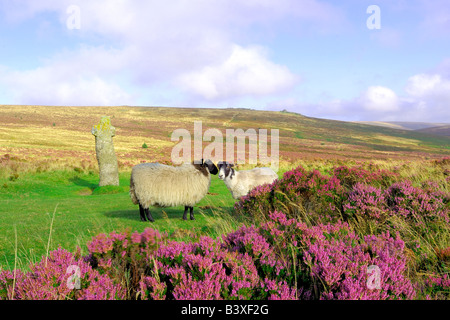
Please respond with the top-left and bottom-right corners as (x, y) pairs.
(217, 161), (278, 199)
(130, 159), (218, 222)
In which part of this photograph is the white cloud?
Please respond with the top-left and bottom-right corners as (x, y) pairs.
(405, 74), (449, 97)
(403, 73), (450, 121)
(0, 0), (346, 106)
(270, 67), (450, 122)
(361, 86), (399, 112)
(176, 45), (298, 100)
(2, 66), (131, 106)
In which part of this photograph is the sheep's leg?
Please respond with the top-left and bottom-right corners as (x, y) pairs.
(189, 206), (195, 220)
(183, 206), (189, 220)
(144, 207), (154, 222)
(139, 204), (147, 221)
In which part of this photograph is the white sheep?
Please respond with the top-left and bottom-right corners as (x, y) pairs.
(217, 161), (278, 199)
(129, 159), (218, 222)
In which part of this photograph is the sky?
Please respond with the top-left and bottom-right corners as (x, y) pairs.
(0, 0), (449, 122)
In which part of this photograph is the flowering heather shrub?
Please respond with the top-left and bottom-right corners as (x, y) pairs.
(139, 235), (297, 300)
(223, 223), (288, 280)
(421, 273), (450, 299)
(313, 175), (346, 220)
(86, 227), (294, 300)
(385, 180), (449, 224)
(343, 183), (388, 220)
(86, 228), (165, 299)
(224, 211), (415, 300)
(140, 210), (415, 300)
(333, 165), (398, 189)
(304, 228), (415, 300)
(0, 248), (126, 300)
(234, 183), (274, 219)
(236, 164), (397, 223)
(147, 238), (260, 300)
(87, 228), (164, 269)
(420, 180), (450, 203)
(3, 159), (448, 300)
(237, 164), (448, 228)
(0, 269), (24, 300)
(277, 168), (332, 208)
(235, 166), (346, 223)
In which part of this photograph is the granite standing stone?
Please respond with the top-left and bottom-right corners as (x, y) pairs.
(91, 116), (119, 186)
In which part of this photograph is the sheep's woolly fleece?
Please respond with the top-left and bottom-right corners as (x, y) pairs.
(130, 163), (211, 208)
(222, 167), (278, 199)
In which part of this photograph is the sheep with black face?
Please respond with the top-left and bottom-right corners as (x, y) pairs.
(217, 161), (278, 200)
(129, 159), (218, 222)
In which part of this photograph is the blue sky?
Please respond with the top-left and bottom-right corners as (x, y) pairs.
(0, 0), (449, 122)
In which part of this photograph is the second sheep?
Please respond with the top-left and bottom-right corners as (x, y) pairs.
(217, 161), (278, 199)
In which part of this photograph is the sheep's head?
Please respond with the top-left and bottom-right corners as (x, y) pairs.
(193, 159), (218, 176)
(217, 161), (235, 180)
(204, 159), (218, 175)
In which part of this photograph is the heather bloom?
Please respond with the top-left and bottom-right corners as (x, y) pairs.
(343, 183), (387, 220)
(152, 236), (261, 300)
(333, 165), (397, 188)
(223, 225), (283, 276)
(0, 269), (24, 300)
(226, 210), (416, 300)
(301, 223), (415, 300)
(420, 273), (450, 299)
(0, 248), (126, 300)
(139, 276), (167, 300)
(87, 233), (114, 254)
(235, 164), (397, 223)
(260, 278), (296, 300)
(385, 180), (449, 223)
(424, 274), (450, 290)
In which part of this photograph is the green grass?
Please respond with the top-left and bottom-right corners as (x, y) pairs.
(0, 170), (240, 271)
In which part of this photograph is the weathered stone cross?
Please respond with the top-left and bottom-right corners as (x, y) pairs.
(91, 116), (119, 186)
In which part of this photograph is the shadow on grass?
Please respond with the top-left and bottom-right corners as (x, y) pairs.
(69, 177), (98, 191)
(104, 207), (194, 222)
(104, 205), (228, 222)
(104, 209), (139, 221)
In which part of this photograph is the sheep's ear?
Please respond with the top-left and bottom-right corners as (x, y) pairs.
(229, 166), (235, 179)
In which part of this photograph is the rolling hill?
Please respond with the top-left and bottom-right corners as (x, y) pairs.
(353, 121), (450, 136)
(416, 125), (450, 137)
(0, 105), (449, 172)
